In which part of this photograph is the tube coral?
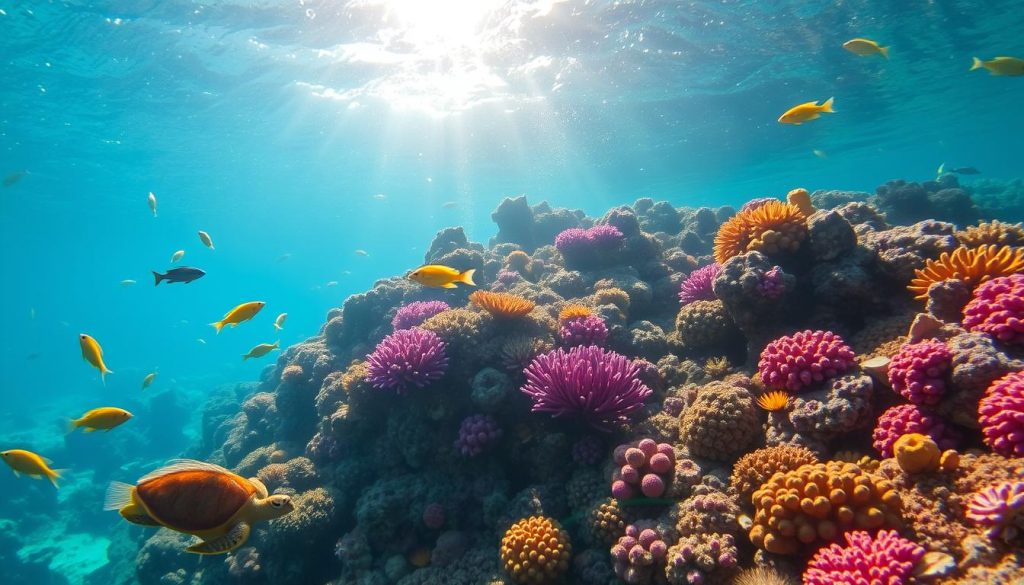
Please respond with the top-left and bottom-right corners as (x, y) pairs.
(678, 263), (721, 306)
(365, 328), (449, 392)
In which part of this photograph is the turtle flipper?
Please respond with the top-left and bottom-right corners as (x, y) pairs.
(186, 522), (250, 555)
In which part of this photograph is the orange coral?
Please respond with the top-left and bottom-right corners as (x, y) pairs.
(558, 304), (593, 322)
(748, 461), (903, 554)
(713, 201), (808, 264)
(786, 187), (815, 216)
(907, 244), (1024, 300)
(730, 445), (818, 507)
(469, 291), (535, 318)
(500, 516), (571, 584)
(956, 220), (1024, 248)
(756, 390), (790, 412)
(893, 433), (941, 474)
(505, 250), (532, 271)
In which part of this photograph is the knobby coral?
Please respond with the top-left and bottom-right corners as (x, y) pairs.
(610, 438), (676, 499)
(963, 274), (1024, 345)
(873, 404), (960, 458)
(803, 530), (924, 585)
(888, 340), (952, 406)
(365, 328), (449, 392)
(978, 371), (1024, 456)
(713, 200), (807, 264)
(500, 516), (571, 584)
(956, 220), (1024, 248)
(758, 330), (856, 392)
(907, 244), (1024, 300)
(469, 290), (536, 318)
(454, 414), (503, 457)
(730, 445), (819, 507)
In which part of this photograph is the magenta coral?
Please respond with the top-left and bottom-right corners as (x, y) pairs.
(872, 404), (960, 458)
(756, 265), (786, 299)
(965, 480), (1024, 541)
(610, 524), (669, 584)
(610, 439), (675, 499)
(559, 314), (609, 347)
(757, 330), (856, 392)
(803, 530), (925, 585)
(391, 301), (450, 331)
(963, 273), (1024, 345)
(554, 225), (625, 261)
(453, 414), (503, 457)
(365, 328), (449, 393)
(887, 340), (952, 406)
(978, 371), (1024, 456)
(522, 346), (652, 430)
(587, 224), (627, 249)
(678, 264), (721, 306)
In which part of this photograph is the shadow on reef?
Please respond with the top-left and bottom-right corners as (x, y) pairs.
(119, 175), (1024, 585)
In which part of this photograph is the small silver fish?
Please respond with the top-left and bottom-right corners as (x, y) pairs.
(354, 249), (368, 257)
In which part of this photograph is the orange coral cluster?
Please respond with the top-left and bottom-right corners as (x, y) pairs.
(558, 304), (593, 322)
(756, 390), (790, 412)
(713, 200), (808, 264)
(731, 445), (819, 507)
(469, 291), (536, 318)
(956, 220), (1024, 248)
(907, 244), (1024, 300)
(748, 461), (903, 554)
(500, 516), (571, 584)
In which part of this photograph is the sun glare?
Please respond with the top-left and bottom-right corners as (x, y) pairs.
(383, 0), (504, 50)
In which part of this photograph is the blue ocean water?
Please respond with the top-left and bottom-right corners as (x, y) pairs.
(1, 0), (1022, 583)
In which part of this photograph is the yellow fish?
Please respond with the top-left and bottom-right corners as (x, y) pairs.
(211, 301), (266, 333)
(843, 38), (889, 59)
(971, 56), (1024, 76)
(242, 341), (279, 361)
(171, 250), (185, 263)
(79, 333), (113, 383)
(409, 265), (477, 289)
(142, 372), (157, 390)
(147, 192), (157, 217)
(68, 407), (133, 433)
(198, 230), (215, 250)
(1, 449), (62, 488)
(778, 97), (835, 125)
(273, 313), (287, 331)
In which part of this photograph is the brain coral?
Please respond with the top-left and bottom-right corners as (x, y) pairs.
(521, 345), (652, 430)
(500, 516), (571, 585)
(907, 244), (1024, 300)
(679, 378), (761, 461)
(758, 330), (856, 392)
(391, 301), (450, 330)
(730, 445), (819, 507)
(803, 530), (924, 585)
(979, 371), (1024, 457)
(963, 274), (1024, 346)
(888, 340), (952, 406)
(365, 328), (449, 392)
(748, 461), (903, 555)
(469, 290), (535, 318)
(713, 200), (807, 264)
(674, 299), (740, 351)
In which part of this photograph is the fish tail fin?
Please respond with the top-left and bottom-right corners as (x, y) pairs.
(971, 57), (983, 71)
(879, 46), (889, 59)
(104, 481), (134, 510)
(242, 354), (250, 361)
(65, 418), (80, 435)
(272, 340), (280, 348)
(152, 271), (164, 286)
(273, 323), (282, 331)
(211, 321), (224, 334)
(821, 97), (835, 113)
(47, 469), (65, 489)
(101, 367), (113, 385)
(458, 268), (477, 286)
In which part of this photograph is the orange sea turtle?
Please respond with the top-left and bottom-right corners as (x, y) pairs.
(104, 459), (294, 554)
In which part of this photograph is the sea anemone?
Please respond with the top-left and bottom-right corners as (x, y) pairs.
(965, 480), (1024, 542)
(499, 335), (553, 373)
(678, 263), (721, 305)
(558, 304), (593, 321)
(756, 390), (789, 412)
(391, 301), (450, 330)
(365, 328), (449, 393)
(521, 345), (652, 430)
(907, 244), (1024, 300)
(803, 530), (924, 585)
(713, 200), (807, 264)
(469, 290), (535, 318)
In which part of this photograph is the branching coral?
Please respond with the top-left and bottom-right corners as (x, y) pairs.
(469, 290), (536, 318)
(907, 244), (1024, 300)
(730, 445), (818, 507)
(365, 328), (449, 392)
(803, 530), (924, 585)
(500, 516), (571, 585)
(979, 371), (1024, 456)
(713, 200), (808, 264)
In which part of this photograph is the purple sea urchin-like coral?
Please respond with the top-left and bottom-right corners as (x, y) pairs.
(611, 439), (675, 499)
(365, 328), (449, 393)
(979, 371), (1024, 456)
(522, 345), (652, 430)
(678, 264), (721, 306)
(872, 404), (959, 458)
(963, 274), (1024, 345)
(758, 330), (856, 392)
(803, 530), (925, 585)
(966, 480), (1024, 542)
(555, 225), (625, 266)
(560, 314), (609, 347)
(888, 340), (952, 406)
(588, 224), (627, 249)
(391, 301), (451, 330)
(454, 414), (502, 457)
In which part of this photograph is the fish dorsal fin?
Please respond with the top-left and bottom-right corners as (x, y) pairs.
(138, 459), (233, 484)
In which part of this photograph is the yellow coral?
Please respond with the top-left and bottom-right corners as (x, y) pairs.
(956, 220), (1024, 248)
(587, 498), (626, 546)
(730, 445), (818, 507)
(593, 287), (631, 314)
(558, 304), (593, 322)
(756, 390), (790, 412)
(500, 516), (571, 585)
(469, 291), (535, 318)
(893, 433), (941, 474)
(748, 461), (903, 554)
(704, 356), (732, 379)
(734, 567), (798, 585)
(907, 244), (1024, 300)
(786, 187), (815, 216)
(714, 201), (808, 264)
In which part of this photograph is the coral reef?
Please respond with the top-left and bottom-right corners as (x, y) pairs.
(979, 371), (1024, 456)
(758, 330), (856, 392)
(500, 516), (571, 584)
(366, 328), (449, 393)
(730, 445), (818, 507)
(803, 530), (924, 585)
(963, 274), (1024, 345)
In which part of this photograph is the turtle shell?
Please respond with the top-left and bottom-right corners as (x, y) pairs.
(137, 468), (255, 532)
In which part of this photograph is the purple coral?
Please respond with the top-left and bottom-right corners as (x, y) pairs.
(454, 414), (502, 457)
(963, 274), (1024, 345)
(757, 330), (856, 392)
(804, 530), (925, 585)
(872, 404), (960, 458)
(665, 533), (738, 585)
(391, 301), (450, 331)
(611, 439), (675, 499)
(610, 524), (669, 585)
(554, 225), (626, 264)
(521, 345), (653, 430)
(560, 314), (609, 347)
(588, 224), (627, 249)
(678, 264), (721, 306)
(978, 371), (1024, 456)
(365, 328), (449, 393)
(888, 340), (952, 406)
(756, 266), (786, 299)
(965, 480), (1024, 541)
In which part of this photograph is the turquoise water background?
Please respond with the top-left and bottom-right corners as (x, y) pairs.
(0, 0), (1022, 582)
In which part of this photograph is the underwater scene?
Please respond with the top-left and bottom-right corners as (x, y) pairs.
(2, 0), (1023, 584)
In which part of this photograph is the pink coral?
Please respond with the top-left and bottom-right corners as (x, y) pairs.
(610, 524), (669, 584)
(757, 330), (856, 392)
(873, 404), (960, 458)
(610, 439), (675, 500)
(887, 340), (952, 406)
(559, 315), (609, 347)
(678, 264), (721, 306)
(965, 480), (1024, 541)
(803, 530), (925, 585)
(978, 371), (1024, 456)
(963, 273), (1024, 345)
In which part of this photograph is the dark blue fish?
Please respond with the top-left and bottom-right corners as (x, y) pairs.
(949, 166), (980, 175)
(153, 266), (205, 286)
